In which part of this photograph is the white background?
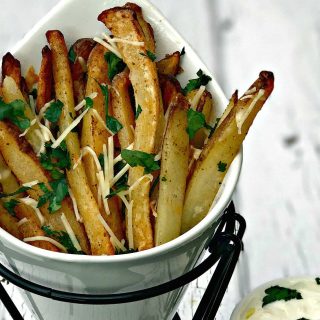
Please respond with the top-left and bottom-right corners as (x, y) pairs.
(1, 0), (320, 319)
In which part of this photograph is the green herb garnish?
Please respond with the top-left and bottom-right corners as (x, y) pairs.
(182, 69), (212, 95)
(114, 160), (129, 188)
(135, 104), (142, 120)
(140, 50), (157, 62)
(106, 184), (129, 199)
(0, 186), (32, 199)
(68, 46), (77, 63)
(180, 47), (186, 56)
(121, 150), (160, 174)
(98, 153), (104, 171)
(217, 161), (227, 172)
(42, 225), (84, 254)
(0, 98), (30, 131)
(104, 52), (126, 81)
(3, 199), (20, 216)
(37, 179), (69, 213)
(316, 277), (320, 285)
(262, 285), (302, 307)
(99, 83), (123, 134)
(84, 97), (93, 109)
(44, 100), (64, 123)
(186, 108), (212, 139)
(30, 88), (38, 100)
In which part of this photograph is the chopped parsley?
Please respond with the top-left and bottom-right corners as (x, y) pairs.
(44, 100), (64, 123)
(262, 286), (302, 307)
(98, 153), (104, 170)
(30, 88), (38, 100)
(42, 225), (84, 254)
(316, 277), (320, 285)
(40, 142), (71, 179)
(0, 98), (30, 131)
(84, 97), (93, 109)
(99, 83), (123, 134)
(186, 108), (212, 140)
(3, 199), (20, 216)
(113, 160), (129, 188)
(182, 69), (212, 95)
(37, 178), (69, 213)
(0, 186), (32, 199)
(106, 184), (129, 199)
(161, 176), (167, 182)
(68, 46), (77, 63)
(104, 52), (126, 81)
(135, 104), (142, 120)
(217, 161), (227, 172)
(140, 50), (156, 62)
(180, 47), (186, 56)
(121, 150), (160, 174)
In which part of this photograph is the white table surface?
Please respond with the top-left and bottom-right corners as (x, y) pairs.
(1, 1), (320, 319)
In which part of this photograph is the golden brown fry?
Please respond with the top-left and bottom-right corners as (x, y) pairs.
(70, 38), (95, 104)
(0, 206), (21, 239)
(0, 122), (90, 253)
(182, 71), (274, 233)
(111, 68), (135, 149)
(157, 51), (181, 76)
(0, 153), (59, 251)
(25, 66), (39, 92)
(159, 74), (181, 113)
(99, 6), (165, 250)
(155, 94), (189, 246)
(1, 52), (21, 88)
(36, 46), (53, 112)
(46, 30), (114, 255)
(186, 89), (214, 148)
(82, 43), (124, 241)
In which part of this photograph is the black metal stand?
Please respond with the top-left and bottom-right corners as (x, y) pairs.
(0, 201), (245, 320)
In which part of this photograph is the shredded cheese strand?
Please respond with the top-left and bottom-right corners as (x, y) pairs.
(73, 146), (102, 171)
(103, 144), (110, 197)
(104, 34), (144, 46)
(34, 129), (46, 156)
(128, 174), (153, 195)
(77, 57), (87, 73)
(17, 218), (28, 227)
(19, 197), (45, 226)
(23, 236), (67, 252)
(38, 100), (54, 121)
(68, 188), (82, 223)
(51, 108), (90, 149)
(29, 95), (36, 115)
(108, 136), (114, 182)
(244, 86), (257, 95)
(19, 119), (37, 137)
(74, 92), (98, 112)
(60, 212), (82, 251)
(96, 171), (110, 215)
(22, 180), (39, 188)
(97, 214), (126, 251)
(190, 85), (206, 110)
(110, 164), (130, 187)
(93, 37), (122, 58)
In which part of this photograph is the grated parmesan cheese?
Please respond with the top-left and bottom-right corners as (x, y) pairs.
(60, 212), (82, 251)
(93, 37), (122, 58)
(97, 214), (126, 251)
(104, 34), (144, 47)
(239, 94), (253, 101)
(150, 200), (157, 217)
(34, 129), (46, 156)
(244, 86), (257, 95)
(73, 146), (102, 171)
(68, 188), (82, 223)
(23, 236), (67, 252)
(108, 136), (114, 182)
(190, 85), (206, 110)
(19, 118), (37, 137)
(110, 163), (130, 187)
(77, 56), (87, 73)
(22, 180), (39, 188)
(19, 197), (45, 226)
(113, 143), (134, 164)
(74, 92), (98, 111)
(96, 171), (110, 215)
(17, 218), (28, 227)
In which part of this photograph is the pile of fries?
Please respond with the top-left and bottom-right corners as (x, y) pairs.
(0, 3), (274, 255)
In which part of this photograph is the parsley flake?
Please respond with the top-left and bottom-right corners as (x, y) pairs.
(0, 98), (30, 131)
(68, 46), (77, 63)
(0, 186), (32, 199)
(182, 69), (212, 95)
(121, 150), (160, 174)
(262, 285), (302, 307)
(42, 225), (84, 254)
(140, 50), (156, 62)
(217, 161), (227, 172)
(44, 100), (64, 123)
(106, 184), (129, 199)
(30, 88), (38, 100)
(3, 199), (20, 216)
(98, 153), (104, 171)
(135, 104), (142, 120)
(99, 83), (123, 134)
(84, 97), (93, 109)
(316, 277), (320, 285)
(180, 47), (186, 56)
(104, 52), (126, 81)
(186, 108), (213, 139)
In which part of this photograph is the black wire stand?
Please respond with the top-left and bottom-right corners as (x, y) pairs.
(0, 201), (245, 320)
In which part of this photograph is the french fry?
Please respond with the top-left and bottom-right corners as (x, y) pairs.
(186, 89), (214, 148)
(157, 51), (181, 76)
(181, 71), (274, 233)
(46, 30), (114, 255)
(82, 43), (124, 241)
(0, 206), (21, 239)
(70, 38), (95, 104)
(0, 122), (90, 253)
(99, 6), (165, 250)
(111, 68), (135, 149)
(1, 52), (21, 88)
(0, 153), (59, 251)
(25, 66), (39, 92)
(159, 74), (181, 113)
(155, 93), (189, 246)
(36, 46), (53, 112)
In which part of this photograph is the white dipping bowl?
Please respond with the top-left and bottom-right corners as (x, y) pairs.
(231, 277), (320, 320)
(0, 0), (242, 319)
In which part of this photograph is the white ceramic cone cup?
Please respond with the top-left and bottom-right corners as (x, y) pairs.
(0, 0), (242, 319)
